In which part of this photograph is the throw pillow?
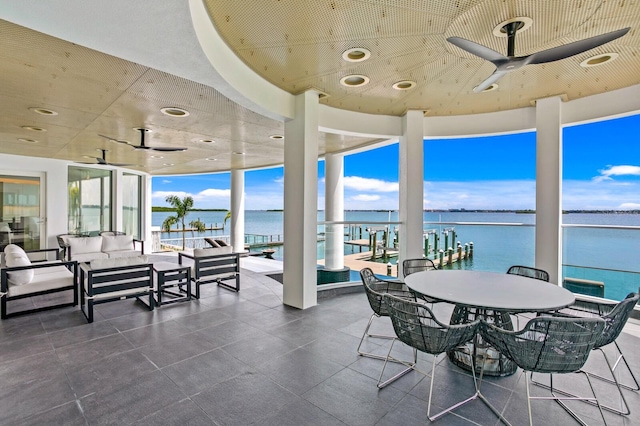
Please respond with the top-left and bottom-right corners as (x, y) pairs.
(5, 252), (34, 286)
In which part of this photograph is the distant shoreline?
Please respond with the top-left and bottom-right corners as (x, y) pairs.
(153, 207), (639, 214)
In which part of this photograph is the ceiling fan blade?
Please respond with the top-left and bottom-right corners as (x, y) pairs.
(134, 146), (187, 152)
(99, 134), (129, 145)
(447, 36), (508, 64)
(527, 27), (630, 65)
(473, 70), (509, 93)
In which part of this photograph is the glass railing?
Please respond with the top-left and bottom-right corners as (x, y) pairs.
(562, 224), (640, 302)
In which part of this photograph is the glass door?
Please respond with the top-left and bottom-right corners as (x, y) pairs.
(0, 173), (45, 250)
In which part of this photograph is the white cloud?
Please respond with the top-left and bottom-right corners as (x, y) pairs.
(198, 188), (231, 198)
(152, 190), (191, 200)
(162, 179), (171, 184)
(351, 194), (381, 202)
(344, 176), (398, 192)
(619, 203), (640, 209)
(593, 165), (640, 182)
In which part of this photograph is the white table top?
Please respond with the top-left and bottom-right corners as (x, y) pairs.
(404, 270), (575, 313)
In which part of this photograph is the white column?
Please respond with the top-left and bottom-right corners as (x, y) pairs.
(535, 96), (563, 284)
(230, 169), (245, 252)
(112, 170), (123, 232)
(324, 152), (344, 270)
(398, 110), (424, 276)
(283, 90), (319, 309)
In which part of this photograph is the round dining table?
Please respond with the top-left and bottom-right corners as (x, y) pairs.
(404, 270), (575, 313)
(404, 270), (575, 376)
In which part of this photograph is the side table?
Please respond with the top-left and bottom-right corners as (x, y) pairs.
(153, 261), (191, 306)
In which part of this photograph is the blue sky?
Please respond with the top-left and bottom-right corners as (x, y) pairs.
(152, 114), (640, 211)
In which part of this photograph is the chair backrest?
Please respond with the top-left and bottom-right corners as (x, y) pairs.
(360, 268), (413, 317)
(402, 258), (436, 278)
(506, 265), (549, 282)
(596, 292), (639, 348)
(384, 293), (479, 355)
(481, 316), (605, 374)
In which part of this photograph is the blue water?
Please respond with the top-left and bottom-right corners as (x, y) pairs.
(153, 210), (640, 301)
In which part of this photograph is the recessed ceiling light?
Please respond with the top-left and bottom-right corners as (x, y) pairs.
(269, 134), (284, 140)
(339, 75), (370, 87)
(160, 107), (190, 117)
(133, 127), (152, 133)
(22, 125), (46, 132)
(580, 52), (619, 68)
(232, 151), (245, 155)
(29, 107), (58, 116)
(473, 83), (499, 92)
(150, 155), (164, 159)
(199, 139), (215, 143)
(342, 48), (371, 62)
(163, 163), (174, 166)
(18, 138), (38, 144)
(206, 157), (217, 161)
(392, 80), (416, 90)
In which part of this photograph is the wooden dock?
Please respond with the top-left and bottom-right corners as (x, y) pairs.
(318, 249), (471, 277)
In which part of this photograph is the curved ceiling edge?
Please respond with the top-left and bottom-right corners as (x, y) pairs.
(189, 0), (295, 121)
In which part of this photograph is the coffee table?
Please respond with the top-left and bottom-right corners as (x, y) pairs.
(404, 270), (575, 376)
(153, 261), (191, 306)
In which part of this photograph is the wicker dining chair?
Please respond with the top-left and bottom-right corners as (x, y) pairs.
(358, 268), (417, 388)
(382, 294), (500, 422)
(402, 258), (437, 277)
(533, 292), (639, 415)
(506, 265), (550, 282)
(481, 316), (607, 426)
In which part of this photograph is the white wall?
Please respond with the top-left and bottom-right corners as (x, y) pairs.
(0, 153), (149, 250)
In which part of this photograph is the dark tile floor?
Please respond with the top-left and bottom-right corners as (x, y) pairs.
(1, 259), (639, 425)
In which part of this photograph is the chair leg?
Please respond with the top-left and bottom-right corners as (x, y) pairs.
(527, 371), (607, 426)
(589, 342), (640, 391)
(531, 343), (636, 415)
(357, 313), (396, 360)
(376, 339), (416, 389)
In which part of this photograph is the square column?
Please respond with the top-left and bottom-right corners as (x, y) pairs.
(283, 91), (319, 309)
(535, 96), (563, 284)
(324, 152), (344, 270)
(230, 169), (245, 252)
(398, 110), (425, 276)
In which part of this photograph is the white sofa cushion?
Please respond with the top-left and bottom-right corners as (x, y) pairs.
(72, 252), (109, 263)
(90, 255), (148, 270)
(193, 246), (233, 257)
(4, 244), (26, 256)
(101, 235), (134, 252)
(7, 267), (73, 297)
(4, 252), (34, 286)
(67, 236), (103, 255)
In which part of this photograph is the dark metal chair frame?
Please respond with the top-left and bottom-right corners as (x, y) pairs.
(506, 265), (550, 282)
(178, 251), (240, 296)
(1, 248), (78, 319)
(358, 267), (417, 388)
(80, 262), (154, 323)
(481, 316), (607, 426)
(383, 294), (509, 423)
(533, 292), (639, 416)
(402, 258), (437, 277)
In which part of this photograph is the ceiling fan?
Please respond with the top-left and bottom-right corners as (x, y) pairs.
(447, 22), (630, 93)
(77, 149), (136, 167)
(100, 128), (187, 152)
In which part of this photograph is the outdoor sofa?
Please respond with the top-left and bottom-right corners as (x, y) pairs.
(178, 245), (240, 297)
(1, 244), (77, 319)
(58, 233), (144, 263)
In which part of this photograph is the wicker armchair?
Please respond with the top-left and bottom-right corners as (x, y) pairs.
(402, 258), (437, 277)
(534, 292), (639, 415)
(383, 294), (499, 422)
(358, 267), (417, 388)
(506, 265), (550, 282)
(481, 316), (607, 426)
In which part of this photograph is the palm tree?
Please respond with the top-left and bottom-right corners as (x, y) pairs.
(161, 195), (195, 250)
(223, 210), (231, 229)
(189, 218), (206, 238)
